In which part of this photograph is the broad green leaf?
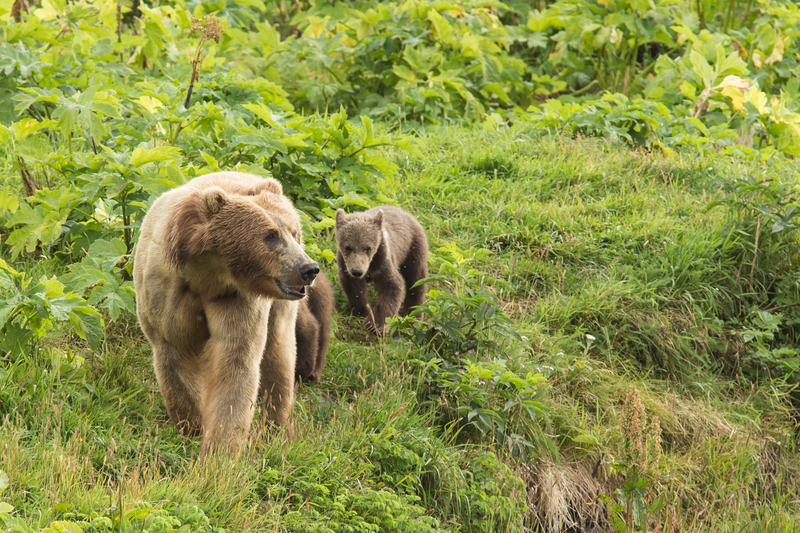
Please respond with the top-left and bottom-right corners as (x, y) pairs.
(43, 521), (84, 533)
(6, 204), (63, 256)
(47, 292), (86, 322)
(281, 134), (309, 149)
(200, 152), (220, 171)
(135, 95), (165, 114)
(572, 433), (602, 446)
(427, 9), (456, 45)
(69, 305), (104, 349)
(129, 146), (183, 168)
(243, 103), (283, 129)
(88, 280), (135, 321)
(744, 87), (770, 115)
(0, 188), (19, 215)
(687, 117), (710, 136)
(12, 118), (56, 141)
(482, 82), (510, 104)
(392, 65), (415, 82)
(766, 33), (784, 65)
(689, 49), (715, 88)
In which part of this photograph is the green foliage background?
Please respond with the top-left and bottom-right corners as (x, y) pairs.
(2, 0), (800, 531)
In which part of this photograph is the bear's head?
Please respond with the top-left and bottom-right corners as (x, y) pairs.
(166, 184), (319, 300)
(335, 208), (383, 279)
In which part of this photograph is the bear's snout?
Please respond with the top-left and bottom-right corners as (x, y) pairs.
(299, 262), (320, 285)
(349, 268), (364, 278)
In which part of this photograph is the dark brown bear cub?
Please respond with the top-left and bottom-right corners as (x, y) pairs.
(295, 271), (334, 383)
(335, 205), (428, 335)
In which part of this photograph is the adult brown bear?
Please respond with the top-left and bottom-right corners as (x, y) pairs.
(133, 171), (319, 457)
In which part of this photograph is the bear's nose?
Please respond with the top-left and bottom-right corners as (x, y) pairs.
(299, 262), (319, 285)
(350, 268), (364, 278)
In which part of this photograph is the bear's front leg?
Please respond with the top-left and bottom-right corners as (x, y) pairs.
(259, 299), (299, 426)
(200, 296), (271, 458)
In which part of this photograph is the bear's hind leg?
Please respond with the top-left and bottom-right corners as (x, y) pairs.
(259, 299), (298, 426)
(152, 342), (203, 436)
(371, 269), (405, 334)
(294, 303), (320, 383)
(400, 256), (428, 317)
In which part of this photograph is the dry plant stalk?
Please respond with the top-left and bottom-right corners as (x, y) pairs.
(621, 385), (662, 475)
(17, 156), (38, 197)
(184, 15), (223, 108)
(11, 0), (29, 23)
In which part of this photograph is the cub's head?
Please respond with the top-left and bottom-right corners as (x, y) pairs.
(166, 184), (318, 300)
(334, 208), (383, 279)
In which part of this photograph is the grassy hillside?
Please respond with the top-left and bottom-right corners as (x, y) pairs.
(2, 0), (800, 531)
(2, 124), (800, 532)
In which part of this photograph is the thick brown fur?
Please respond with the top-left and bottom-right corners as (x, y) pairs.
(294, 271), (334, 383)
(335, 205), (428, 335)
(133, 171), (320, 458)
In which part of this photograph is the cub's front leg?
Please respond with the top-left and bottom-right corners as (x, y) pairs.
(259, 299), (299, 427)
(199, 295), (271, 458)
(370, 268), (405, 335)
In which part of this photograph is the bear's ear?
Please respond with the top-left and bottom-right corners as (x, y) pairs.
(372, 209), (384, 228)
(262, 178), (283, 195)
(248, 178), (282, 196)
(201, 186), (227, 217)
(165, 194), (209, 269)
(335, 209), (347, 227)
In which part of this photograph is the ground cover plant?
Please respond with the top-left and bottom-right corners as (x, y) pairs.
(2, 0), (800, 532)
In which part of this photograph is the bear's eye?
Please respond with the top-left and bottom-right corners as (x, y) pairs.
(345, 246), (353, 253)
(265, 230), (279, 242)
(365, 247), (372, 254)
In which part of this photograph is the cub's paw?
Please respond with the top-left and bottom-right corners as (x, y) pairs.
(363, 316), (386, 336)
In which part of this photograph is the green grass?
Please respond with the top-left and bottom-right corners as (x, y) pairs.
(3, 125), (800, 532)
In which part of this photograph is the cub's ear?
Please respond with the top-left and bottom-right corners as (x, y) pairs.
(201, 186), (227, 217)
(372, 209), (384, 228)
(335, 209), (347, 227)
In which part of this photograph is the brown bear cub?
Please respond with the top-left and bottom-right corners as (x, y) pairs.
(134, 171), (320, 458)
(294, 271), (334, 383)
(335, 205), (428, 335)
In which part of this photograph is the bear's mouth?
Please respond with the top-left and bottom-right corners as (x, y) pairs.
(277, 279), (307, 299)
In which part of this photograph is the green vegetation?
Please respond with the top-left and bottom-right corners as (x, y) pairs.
(2, 0), (800, 531)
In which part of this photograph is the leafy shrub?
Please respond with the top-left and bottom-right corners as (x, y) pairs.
(0, 259), (102, 359)
(524, 93), (675, 147)
(532, 0), (680, 96)
(257, 460), (440, 533)
(389, 244), (552, 460)
(268, 0), (550, 122)
(0, 500), (227, 533)
(391, 243), (520, 358)
(417, 357), (552, 459)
